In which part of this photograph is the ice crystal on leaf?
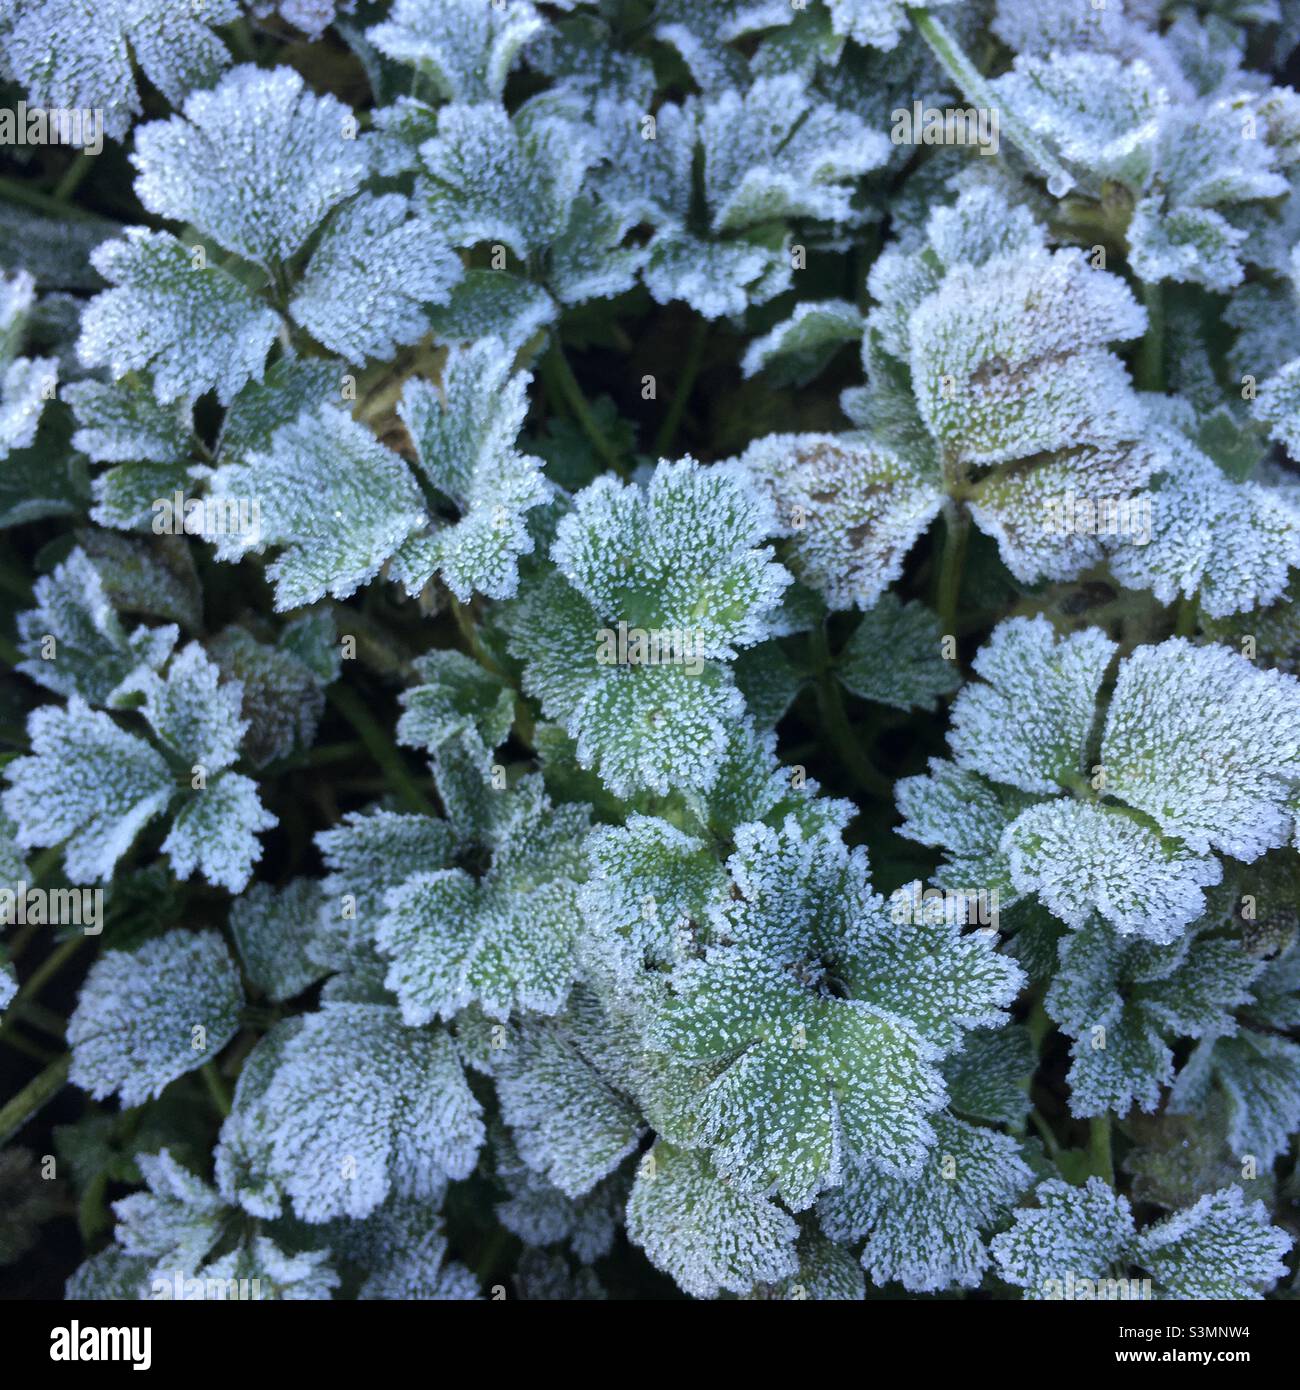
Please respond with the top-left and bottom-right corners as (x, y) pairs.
(222, 1004), (483, 1223)
(0, 0), (238, 142)
(1046, 923), (1262, 1118)
(819, 1113), (1033, 1293)
(16, 547), (177, 706)
(3, 642), (275, 889)
(288, 195), (461, 363)
(506, 459), (790, 798)
(67, 931), (244, 1106)
(77, 231), (280, 406)
(649, 822), (1022, 1209)
(625, 1141), (799, 1299)
(376, 773), (591, 1024)
(992, 1177), (1290, 1300)
(131, 66), (367, 270)
(900, 618), (1300, 942)
(368, 0), (543, 103)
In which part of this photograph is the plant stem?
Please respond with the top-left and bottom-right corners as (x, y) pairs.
(0, 936), (86, 1049)
(908, 9), (1077, 197)
(1031, 1110), (1062, 1160)
(812, 628), (894, 799)
(540, 342), (624, 474)
(53, 152), (94, 202)
(325, 685), (436, 817)
(935, 504), (970, 639)
(201, 1062), (232, 1119)
(653, 318), (708, 458)
(1134, 281), (1164, 393)
(1088, 1113), (1114, 1186)
(0, 175), (103, 221)
(0, 1029), (55, 1064)
(0, 1053), (71, 1145)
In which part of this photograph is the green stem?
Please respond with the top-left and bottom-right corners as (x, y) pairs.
(540, 342), (624, 475)
(53, 151), (94, 202)
(1031, 1110), (1062, 1160)
(0, 1029), (55, 1064)
(201, 1062), (232, 1119)
(934, 504), (970, 638)
(0, 1053), (71, 1146)
(0, 936), (86, 1048)
(326, 684), (436, 817)
(908, 9), (1077, 197)
(0, 633), (20, 668)
(812, 629), (894, 799)
(1174, 595), (1196, 638)
(1088, 1113), (1114, 1186)
(0, 175), (102, 221)
(653, 318), (708, 458)
(1134, 281), (1164, 393)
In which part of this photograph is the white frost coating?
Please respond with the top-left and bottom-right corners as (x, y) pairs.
(1101, 638), (1300, 860)
(203, 405), (428, 610)
(507, 459), (789, 798)
(289, 195), (462, 364)
(820, 1113), (1033, 1293)
(68, 932), (244, 1106)
(390, 338), (549, 602)
(132, 65), (368, 267)
(1003, 799), (1223, 943)
(625, 1142), (799, 1299)
(368, 0), (544, 103)
(78, 231), (280, 406)
(240, 1003), (484, 1223)
(651, 822), (1022, 1209)
(0, 0), (238, 141)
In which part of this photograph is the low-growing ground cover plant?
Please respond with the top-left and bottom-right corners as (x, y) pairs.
(0, 0), (1298, 1305)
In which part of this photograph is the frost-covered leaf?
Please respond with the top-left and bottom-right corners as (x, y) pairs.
(652, 823), (1022, 1208)
(492, 1008), (643, 1199)
(949, 618), (1115, 796)
(990, 1177), (1136, 1300)
(289, 195), (462, 363)
(942, 1025), (1035, 1126)
(67, 930), (244, 1106)
(231, 1004), (483, 1222)
(0, 0), (238, 142)
(507, 459), (790, 797)
(112, 1148), (229, 1274)
(377, 776), (590, 1022)
(741, 300), (865, 386)
(16, 547), (178, 705)
(1047, 924), (1261, 1117)
(738, 433), (943, 612)
(229, 879), (329, 1003)
(390, 338), (547, 601)
(1132, 1187), (1291, 1299)
(77, 230), (280, 405)
(396, 649), (514, 763)
(0, 354), (56, 460)
(1100, 638), (1300, 860)
(330, 1198), (478, 1300)
(1003, 799), (1223, 943)
(418, 102), (593, 257)
(820, 1113), (1033, 1292)
(204, 404), (427, 609)
(2, 698), (173, 883)
(837, 594), (961, 710)
(132, 65), (368, 267)
(625, 1142), (799, 1300)
(368, 0), (543, 102)
(425, 271), (556, 351)
(1107, 450), (1300, 619)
